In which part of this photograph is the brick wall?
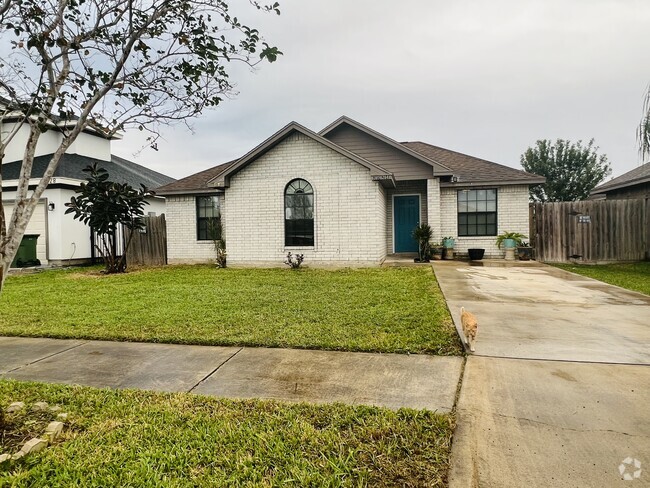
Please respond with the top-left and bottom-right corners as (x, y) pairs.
(166, 194), (220, 264)
(427, 178), (442, 242)
(440, 185), (530, 257)
(377, 184), (388, 258)
(224, 132), (386, 265)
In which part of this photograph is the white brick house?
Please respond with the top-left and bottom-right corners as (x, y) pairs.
(157, 116), (544, 265)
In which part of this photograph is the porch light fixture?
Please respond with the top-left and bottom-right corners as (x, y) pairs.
(48, 202), (55, 211)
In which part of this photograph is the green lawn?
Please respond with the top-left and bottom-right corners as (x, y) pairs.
(553, 261), (650, 296)
(0, 266), (461, 355)
(0, 380), (454, 487)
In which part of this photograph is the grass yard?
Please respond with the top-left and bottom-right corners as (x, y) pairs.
(553, 261), (650, 296)
(0, 266), (461, 355)
(0, 380), (454, 487)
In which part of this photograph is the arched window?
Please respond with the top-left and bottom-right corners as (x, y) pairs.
(285, 179), (314, 246)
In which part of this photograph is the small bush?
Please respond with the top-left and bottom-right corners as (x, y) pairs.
(284, 252), (304, 269)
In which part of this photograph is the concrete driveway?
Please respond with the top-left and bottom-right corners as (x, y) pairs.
(434, 261), (650, 363)
(433, 261), (650, 487)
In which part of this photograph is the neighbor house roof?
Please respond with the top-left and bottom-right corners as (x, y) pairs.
(402, 141), (546, 186)
(0, 97), (121, 140)
(591, 162), (650, 195)
(2, 153), (175, 189)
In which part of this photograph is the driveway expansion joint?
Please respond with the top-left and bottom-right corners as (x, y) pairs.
(187, 347), (243, 393)
(471, 353), (650, 367)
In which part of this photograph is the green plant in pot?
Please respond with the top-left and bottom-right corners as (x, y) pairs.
(442, 236), (455, 248)
(412, 223), (433, 262)
(441, 236), (455, 259)
(496, 231), (526, 249)
(517, 241), (533, 261)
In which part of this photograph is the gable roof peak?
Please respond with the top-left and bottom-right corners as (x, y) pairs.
(319, 115), (453, 175)
(205, 119), (393, 188)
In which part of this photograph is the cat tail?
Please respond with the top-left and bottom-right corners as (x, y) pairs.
(460, 306), (465, 315)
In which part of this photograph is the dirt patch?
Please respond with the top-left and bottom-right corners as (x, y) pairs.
(66, 272), (104, 280)
(65, 266), (163, 280)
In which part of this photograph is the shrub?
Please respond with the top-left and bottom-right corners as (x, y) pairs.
(284, 252), (304, 269)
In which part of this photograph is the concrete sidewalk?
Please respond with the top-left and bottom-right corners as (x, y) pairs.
(0, 336), (462, 412)
(433, 261), (650, 487)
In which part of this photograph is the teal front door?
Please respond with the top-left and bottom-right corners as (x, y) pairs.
(394, 195), (420, 252)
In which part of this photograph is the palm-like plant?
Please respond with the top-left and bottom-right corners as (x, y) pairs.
(412, 223), (433, 261)
(496, 231), (527, 249)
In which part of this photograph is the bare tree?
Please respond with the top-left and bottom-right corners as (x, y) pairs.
(0, 0), (281, 291)
(639, 83), (650, 162)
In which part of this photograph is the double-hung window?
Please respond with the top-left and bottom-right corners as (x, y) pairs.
(196, 196), (221, 241)
(458, 189), (497, 236)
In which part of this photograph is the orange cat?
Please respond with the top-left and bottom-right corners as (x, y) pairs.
(460, 307), (478, 352)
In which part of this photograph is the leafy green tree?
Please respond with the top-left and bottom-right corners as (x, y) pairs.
(0, 0), (281, 290)
(65, 164), (153, 273)
(520, 139), (611, 202)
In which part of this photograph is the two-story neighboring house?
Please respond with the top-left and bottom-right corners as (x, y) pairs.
(2, 114), (175, 266)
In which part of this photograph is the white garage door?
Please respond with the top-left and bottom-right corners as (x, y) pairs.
(2, 201), (48, 265)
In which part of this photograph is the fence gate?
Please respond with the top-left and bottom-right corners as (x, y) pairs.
(125, 214), (168, 266)
(530, 199), (649, 263)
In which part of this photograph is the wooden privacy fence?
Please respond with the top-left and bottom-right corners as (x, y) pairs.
(530, 199), (650, 263)
(125, 214), (168, 266)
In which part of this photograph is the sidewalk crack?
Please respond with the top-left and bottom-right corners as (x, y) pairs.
(460, 407), (650, 439)
(188, 347), (243, 393)
(4, 340), (89, 373)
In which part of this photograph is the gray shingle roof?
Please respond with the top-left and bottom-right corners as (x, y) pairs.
(401, 141), (545, 185)
(155, 160), (236, 194)
(2, 153), (175, 189)
(153, 125), (546, 196)
(591, 162), (650, 194)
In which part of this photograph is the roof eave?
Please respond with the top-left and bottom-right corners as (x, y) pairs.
(155, 188), (224, 196)
(440, 177), (546, 188)
(591, 176), (650, 194)
(2, 115), (121, 140)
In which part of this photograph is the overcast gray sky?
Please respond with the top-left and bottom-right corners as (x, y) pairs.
(114, 0), (650, 181)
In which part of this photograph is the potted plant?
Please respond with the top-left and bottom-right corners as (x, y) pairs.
(442, 236), (455, 260)
(517, 241), (533, 261)
(442, 236), (455, 249)
(430, 243), (444, 260)
(496, 231), (526, 249)
(412, 223), (433, 262)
